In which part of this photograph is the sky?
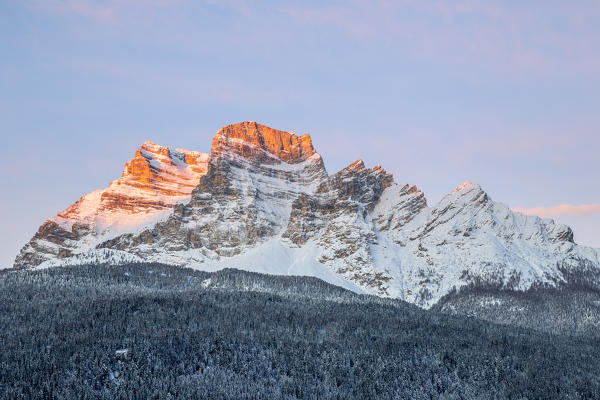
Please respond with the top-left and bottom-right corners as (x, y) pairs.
(1, 0), (599, 268)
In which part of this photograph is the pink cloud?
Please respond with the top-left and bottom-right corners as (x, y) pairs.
(512, 204), (600, 218)
(62, 1), (115, 22)
(22, 0), (116, 22)
(21, 0), (179, 24)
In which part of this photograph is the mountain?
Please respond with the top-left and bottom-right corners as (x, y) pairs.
(14, 121), (600, 308)
(15, 141), (209, 267)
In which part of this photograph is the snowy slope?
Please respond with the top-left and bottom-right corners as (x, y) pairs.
(369, 181), (600, 306)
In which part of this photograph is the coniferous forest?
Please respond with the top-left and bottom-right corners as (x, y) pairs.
(2, 263), (600, 399)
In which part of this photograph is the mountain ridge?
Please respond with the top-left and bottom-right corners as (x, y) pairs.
(15, 121), (600, 308)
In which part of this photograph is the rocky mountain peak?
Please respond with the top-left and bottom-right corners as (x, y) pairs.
(439, 180), (488, 208)
(139, 141), (170, 157)
(324, 160), (393, 202)
(211, 121), (317, 164)
(14, 141), (210, 269)
(14, 122), (600, 310)
(345, 159), (366, 171)
(452, 180), (476, 193)
(119, 142), (209, 197)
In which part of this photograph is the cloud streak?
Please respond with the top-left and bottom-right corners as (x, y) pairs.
(512, 204), (600, 218)
(21, 0), (180, 24)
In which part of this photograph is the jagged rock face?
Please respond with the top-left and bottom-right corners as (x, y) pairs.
(212, 121), (316, 164)
(283, 160), (404, 294)
(14, 122), (600, 308)
(14, 142), (209, 268)
(118, 141), (208, 197)
(100, 126), (329, 261)
(367, 181), (589, 306)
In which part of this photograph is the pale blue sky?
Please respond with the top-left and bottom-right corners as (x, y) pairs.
(1, 0), (599, 268)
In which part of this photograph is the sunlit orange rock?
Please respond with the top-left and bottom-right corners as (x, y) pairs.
(58, 141), (209, 220)
(119, 141), (208, 196)
(212, 121), (316, 164)
(15, 121), (322, 269)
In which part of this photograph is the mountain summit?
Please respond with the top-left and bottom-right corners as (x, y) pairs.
(15, 122), (600, 307)
(212, 121), (316, 163)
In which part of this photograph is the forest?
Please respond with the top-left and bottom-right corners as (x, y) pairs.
(434, 284), (600, 337)
(1, 263), (600, 399)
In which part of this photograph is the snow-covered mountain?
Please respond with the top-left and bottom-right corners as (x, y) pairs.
(15, 141), (209, 266)
(15, 121), (600, 307)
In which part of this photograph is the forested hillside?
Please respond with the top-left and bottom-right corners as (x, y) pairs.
(2, 264), (600, 399)
(435, 286), (600, 337)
